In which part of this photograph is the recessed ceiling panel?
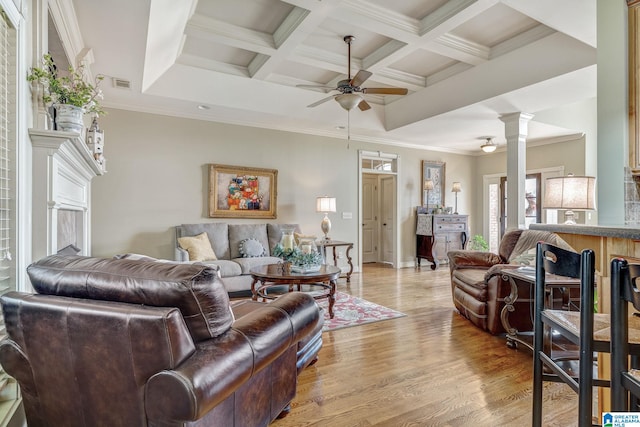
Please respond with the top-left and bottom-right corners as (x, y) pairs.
(183, 37), (256, 67)
(390, 49), (458, 78)
(450, 3), (540, 47)
(305, 19), (393, 59)
(365, 0), (450, 20)
(274, 61), (339, 85)
(194, 0), (294, 34)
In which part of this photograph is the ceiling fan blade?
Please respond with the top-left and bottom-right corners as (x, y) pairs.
(362, 87), (408, 95)
(358, 100), (371, 111)
(307, 95), (336, 108)
(350, 70), (372, 87)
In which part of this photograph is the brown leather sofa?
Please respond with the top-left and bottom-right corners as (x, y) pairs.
(447, 229), (573, 335)
(0, 255), (322, 426)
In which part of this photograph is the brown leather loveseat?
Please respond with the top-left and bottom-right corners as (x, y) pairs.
(447, 229), (573, 334)
(0, 255), (321, 426)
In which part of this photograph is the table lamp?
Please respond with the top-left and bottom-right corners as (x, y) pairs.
(316, 196), (336, 240)
(543, 174), (596, 224)
(424, 179), (434, 212)
(451, 182), (462, 214)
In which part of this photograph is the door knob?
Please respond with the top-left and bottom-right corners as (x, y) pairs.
(383, 223), (387, 226)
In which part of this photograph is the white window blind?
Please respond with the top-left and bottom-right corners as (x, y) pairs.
(0, 7), (20, 424)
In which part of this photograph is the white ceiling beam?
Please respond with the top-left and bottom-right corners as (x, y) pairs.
(385, 33), (596, 130)
(185, 15), (276, 55)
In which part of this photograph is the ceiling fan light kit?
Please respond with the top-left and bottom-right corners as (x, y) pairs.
(481, 137), (497, 153)
(335, 93), (363, 111)
(301, 35), (408, 112)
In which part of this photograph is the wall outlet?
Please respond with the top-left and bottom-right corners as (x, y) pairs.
(342, 212), (352, 219)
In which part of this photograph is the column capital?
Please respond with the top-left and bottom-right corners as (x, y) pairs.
(500, 112), (534, 141)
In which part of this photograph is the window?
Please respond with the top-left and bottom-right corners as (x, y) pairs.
(498, 173), (542, 236)
(0, 5), (20, 422)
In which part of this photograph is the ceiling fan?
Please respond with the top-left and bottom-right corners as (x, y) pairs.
(299, 35), (408, 111)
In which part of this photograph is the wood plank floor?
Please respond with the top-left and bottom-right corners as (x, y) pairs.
(273, 263), (579, 427)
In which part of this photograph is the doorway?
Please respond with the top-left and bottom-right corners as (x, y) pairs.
(359, 151), (399, 267)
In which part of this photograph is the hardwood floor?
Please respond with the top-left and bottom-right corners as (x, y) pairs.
(273, 263), (578, 427)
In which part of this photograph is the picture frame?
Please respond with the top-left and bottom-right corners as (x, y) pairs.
(421, 160), (445, 208)
(208, 164), (278, 218)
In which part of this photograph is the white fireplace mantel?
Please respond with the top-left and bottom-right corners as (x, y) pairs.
(29, 129), (105, 260)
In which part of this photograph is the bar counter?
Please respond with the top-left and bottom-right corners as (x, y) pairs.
(530, 222), (640, 414)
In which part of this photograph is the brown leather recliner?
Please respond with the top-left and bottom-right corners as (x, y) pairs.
(447, 229), (574, 335)
(0, 255), (321, 427)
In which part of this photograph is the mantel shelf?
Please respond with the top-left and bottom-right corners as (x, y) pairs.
(28, 128), (106, 176)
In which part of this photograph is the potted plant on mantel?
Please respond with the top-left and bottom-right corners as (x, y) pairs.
(27, 54), (105, 133)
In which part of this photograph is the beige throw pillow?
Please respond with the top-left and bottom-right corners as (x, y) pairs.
(178, 232), (217, 262)
(294, 232), (317, 246)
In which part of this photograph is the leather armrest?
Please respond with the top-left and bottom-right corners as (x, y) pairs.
(448, 250), (503, 270)
(145, 292), (319, 422)
(485, 263), (520, 279)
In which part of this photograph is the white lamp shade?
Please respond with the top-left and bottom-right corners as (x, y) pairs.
(316, 196), (336, 213)
(543, 176), (596, 210)
(424, 179), (434, 191)
(451, 182), (462, 192)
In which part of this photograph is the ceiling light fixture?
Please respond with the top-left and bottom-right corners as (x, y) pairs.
(335, 93), (363, 111)
(481, 137), (497, 153)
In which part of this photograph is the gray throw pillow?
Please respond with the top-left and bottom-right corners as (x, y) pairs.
(239, 238), (265, 258)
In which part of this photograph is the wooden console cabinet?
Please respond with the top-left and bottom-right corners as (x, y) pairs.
(416, 214), (469, 270)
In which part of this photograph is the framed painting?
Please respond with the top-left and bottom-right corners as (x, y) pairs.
(208, 164), (277, 218)
(421, 160), (445, 209)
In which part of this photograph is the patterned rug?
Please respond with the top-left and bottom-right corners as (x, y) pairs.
(318, 291), (406, 332)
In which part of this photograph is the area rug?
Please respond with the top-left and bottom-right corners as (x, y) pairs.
(318, 291), (406, 332)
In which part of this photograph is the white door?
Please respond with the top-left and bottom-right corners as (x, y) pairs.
(362, 174), (379, 263)
(381, 176), (395, 265)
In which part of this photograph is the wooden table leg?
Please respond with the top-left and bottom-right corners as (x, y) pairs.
(345, 244), (353, 283)
(251, 278), (259, 301)
(327, 279), (337, 318)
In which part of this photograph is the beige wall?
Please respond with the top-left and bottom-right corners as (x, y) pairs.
(91, 108), (475, 267)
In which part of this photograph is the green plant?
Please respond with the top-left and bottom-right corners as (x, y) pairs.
(27, 54), (105, 115)
(272, 244), (323, 266)
(468, 234), (489, 251)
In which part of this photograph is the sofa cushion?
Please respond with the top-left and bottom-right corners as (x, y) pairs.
(178, 232), (217, 262)
(238, 238), (266, 258)
(229, 224), (269, 259)
(27, 255), (234, 342)
(267, 223), (301, 253)
(233, 256), (283, 275)
(177, 223), (230, 260)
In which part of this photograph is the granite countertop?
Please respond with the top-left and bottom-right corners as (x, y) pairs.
(529, 223), (640, 240)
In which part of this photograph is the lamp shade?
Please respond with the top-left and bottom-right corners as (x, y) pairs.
(316, 196), (336, 213)
(451, 182), (462, 193)
(424, 179), (434, 191)
(543, 175), (596, 210)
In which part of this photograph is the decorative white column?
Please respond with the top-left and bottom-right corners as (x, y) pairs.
(500, 112), (534, 230)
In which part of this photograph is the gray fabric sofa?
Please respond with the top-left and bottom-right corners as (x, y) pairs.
(175, 222), (302, 295)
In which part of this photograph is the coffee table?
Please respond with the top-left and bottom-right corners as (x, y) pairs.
(250, 264), (341, 318)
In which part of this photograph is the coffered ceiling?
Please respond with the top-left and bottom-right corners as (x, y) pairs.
(69, 0), (596, 154)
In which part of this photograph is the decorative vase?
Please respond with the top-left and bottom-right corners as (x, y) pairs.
(279, 227), (295, 251)
(55, 104), (84, 133)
